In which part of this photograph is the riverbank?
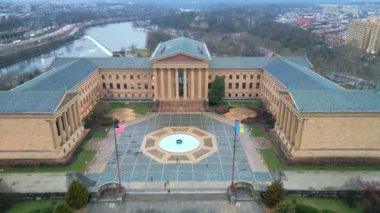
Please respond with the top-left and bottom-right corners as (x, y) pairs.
(0, 18), (148, 69)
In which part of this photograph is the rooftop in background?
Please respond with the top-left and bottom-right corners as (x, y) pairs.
(150, 37), (212, 61)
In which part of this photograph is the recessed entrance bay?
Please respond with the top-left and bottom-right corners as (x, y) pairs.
(159, 133), (200, 153)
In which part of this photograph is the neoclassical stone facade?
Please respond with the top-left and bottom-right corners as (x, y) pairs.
(1, 37), (380, 165)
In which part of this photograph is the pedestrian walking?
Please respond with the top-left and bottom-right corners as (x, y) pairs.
(150, 175), (153, 182)
(167, 179), (169, 185)
(168, 189), (170, 193)
(164, 182), (167, 188)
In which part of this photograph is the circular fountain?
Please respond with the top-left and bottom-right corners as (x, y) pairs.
(159, 133), (200, 153)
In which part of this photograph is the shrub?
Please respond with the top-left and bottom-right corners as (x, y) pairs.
(320, 210), (336, 213)
(65, 180), (89, 209)
(215, 106), (229, 114)
(262, 179), (285, 208)
(241, 117), (258, 125)
(54, 202), (73, 213)
(295, 203), (319, 213)
(272, 200), (296, 213)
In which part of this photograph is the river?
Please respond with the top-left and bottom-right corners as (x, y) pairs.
(0, 22), (147, 76)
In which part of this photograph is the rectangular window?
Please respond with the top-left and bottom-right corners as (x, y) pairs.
(209, 75), (211, 80)
(137, 75), (140, 80)
(249, 83), (253, 89)
(116, 83), (120, 89)
(229, 83), (232, 89)
(229, 75), (233, 79)
(130, 75), (134, 80)
(108, 75), (112, 80)
(250, 75), (253, 79)
(130, 83), (134, 89)
(101, 75), (105, 80)
(242, 83), (246, 89)
(137, 83), (142, 89)
(235, 83), (239, 89)
(243, 75), (246, 80)
(109, 83), (113, 89)
(144, 83), (148, 89)
(116, 75), (119, 80)
(236, 75), (239, 80)
(256, 83), (260, 89)
(123, 83), (127, 89)
(102, 83), (106, 89)
(123, 75), (126, 80)
(257, 74), (261, 79)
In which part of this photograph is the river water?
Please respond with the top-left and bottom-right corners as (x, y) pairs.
(0, 22), (147, 76)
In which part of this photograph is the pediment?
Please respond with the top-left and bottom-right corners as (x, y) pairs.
(157, 53), (206, 62)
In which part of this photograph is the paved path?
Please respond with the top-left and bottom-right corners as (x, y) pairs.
(1, 171), (380, 193)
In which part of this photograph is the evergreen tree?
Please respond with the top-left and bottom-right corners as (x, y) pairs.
(65, 180), (89, 209)
(262, 179), (285, 208)
(208, 75), (225, 105)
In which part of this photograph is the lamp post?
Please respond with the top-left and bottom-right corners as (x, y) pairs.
(230, 120), (238, 192)
(112, 117), (123, 193)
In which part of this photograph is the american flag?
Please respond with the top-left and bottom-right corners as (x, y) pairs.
(114, 123), (126, 134)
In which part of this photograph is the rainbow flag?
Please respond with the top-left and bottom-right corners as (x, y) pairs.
(235, 121), (246, 134)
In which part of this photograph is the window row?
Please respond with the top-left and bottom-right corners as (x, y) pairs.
(102, 83), (153, 90)
(101, 74), (152, 80)
(105, 93), (153, 98)
(227, 82), (260, 89)
(226, 93), (259, 98)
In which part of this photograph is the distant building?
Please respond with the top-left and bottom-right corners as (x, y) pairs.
(322, 5), (360, 16)
(346, 16), (380, 54)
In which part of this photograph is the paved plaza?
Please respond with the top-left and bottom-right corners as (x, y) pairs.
(86, 114), (272, 188)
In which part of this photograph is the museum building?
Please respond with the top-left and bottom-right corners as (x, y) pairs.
(1, 37), (380, 165)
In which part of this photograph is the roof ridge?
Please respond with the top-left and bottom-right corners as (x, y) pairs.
(12, 58), (82, 92)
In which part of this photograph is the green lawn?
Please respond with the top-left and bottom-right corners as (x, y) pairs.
(8, 199), (63, 213)
(222, 100), (261, 110)
(286, 196), (362, 213)
(0, 138), (96, 173)
(92, 128), (109, 138)
(108, 101), (153, 115)
(261, 148), (380, 172)
(249, 124), (267, 137)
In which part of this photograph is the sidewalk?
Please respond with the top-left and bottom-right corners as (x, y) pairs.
(1, 171), (380, 193)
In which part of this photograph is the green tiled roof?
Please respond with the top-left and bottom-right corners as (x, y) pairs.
(150, 37), (211, 61)
(210, 57), (269, 69)
(0, 91), (66, 113)
(14, 58), (98, 92)
(290, 90), (380, 112)
(263, 57), (342, 91)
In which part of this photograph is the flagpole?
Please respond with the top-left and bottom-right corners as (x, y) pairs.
(230, 120), (238, 192)
(113, 118), (123, 193)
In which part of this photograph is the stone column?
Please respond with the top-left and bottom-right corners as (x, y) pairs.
(283, 107), (289, 136)
(50, 120), (59, 148)
(175, 69), (179, 99)
(191, 69), (195, 99)
(205, 69), (209, 99)
(71, 105), (78, 129)
(184, 69), (187, 99)
(294, 119), (304, 149)
(198, 69), (202, 99)
(68, 107), (75, 134)
(168, 69), (172, 99)
(62, 111), (70, 139)
(160, 69), (165, 99)
(75, 101), (82, 126)
(276, 102), (283, 127)
(57, 116), (64, 143)
(153, 69), (158, 99)
(290, 115), (298, 145)
(280, 103), (286, 130)
(286, 112), (293, 140)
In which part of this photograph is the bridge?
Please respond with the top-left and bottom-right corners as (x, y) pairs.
(84, 35), (113, 57)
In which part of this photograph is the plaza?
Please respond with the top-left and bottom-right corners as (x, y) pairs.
(87, 114), (272, 189)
